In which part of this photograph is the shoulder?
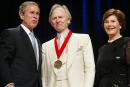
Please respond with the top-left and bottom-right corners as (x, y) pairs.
(71, 33), (92, 46)
(123, 37), (130, 42)
(1, 25), (21, 35)
(71, 33), (91, 43)
(72, 33), (90, 39)
(123, 37), (130, 47)
(0, 25), (23, 42)
(42, 38), (54, 47)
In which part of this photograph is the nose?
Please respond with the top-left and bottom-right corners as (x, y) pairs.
(34, 14), (39, 19)
(106, 21), (113, 27)
(56, 18), (60, 23)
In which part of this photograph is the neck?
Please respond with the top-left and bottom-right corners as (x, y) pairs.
(108, 34), (122, 42)
(57, 29), (69, 36)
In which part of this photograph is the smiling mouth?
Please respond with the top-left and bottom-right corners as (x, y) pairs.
(107, 27), (115, 30)
(55, 24), (62, 27)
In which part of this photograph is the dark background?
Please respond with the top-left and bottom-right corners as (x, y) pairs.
(0, 0), (130, 61)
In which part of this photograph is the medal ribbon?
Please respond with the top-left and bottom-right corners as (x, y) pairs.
(54, 31), (72, 59)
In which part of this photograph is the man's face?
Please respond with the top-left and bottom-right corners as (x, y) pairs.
(20, 5), (40, 31)
(50, 7), (70, 33)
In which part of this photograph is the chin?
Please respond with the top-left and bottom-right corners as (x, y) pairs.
(55, 29), (63, 32)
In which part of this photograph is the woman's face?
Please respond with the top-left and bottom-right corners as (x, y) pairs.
(104, 15), (122, 37)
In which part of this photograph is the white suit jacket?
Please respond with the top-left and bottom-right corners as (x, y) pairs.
(42, 33), (95, 87)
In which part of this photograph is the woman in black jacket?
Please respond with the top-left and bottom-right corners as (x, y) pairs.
(94, 8), (130, 87)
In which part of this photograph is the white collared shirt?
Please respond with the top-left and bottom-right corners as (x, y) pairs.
(20, 24), (39, 68)
(57, 29), (70, 48)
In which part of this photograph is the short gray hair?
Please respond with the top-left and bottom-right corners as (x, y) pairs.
(19, 1), (39, 14)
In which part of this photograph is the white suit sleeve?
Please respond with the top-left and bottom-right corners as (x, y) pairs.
(41, 43), (48, 87)
(83, 35), (95, 87)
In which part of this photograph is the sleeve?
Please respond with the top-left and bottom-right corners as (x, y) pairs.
(93, 70), (101, 87)
(125, 40), (130, 87)
(0, 29), (15, 86)
(83, 35), (95, 87)
(41, 43), (48, 87)
(93, 48), (102, 87)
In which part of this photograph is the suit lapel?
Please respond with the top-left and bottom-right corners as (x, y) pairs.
(49, 39), (58, 66)
(19, 26), (37, 69)
(37, 39), (42, 71)
(67, 33), (78, 69)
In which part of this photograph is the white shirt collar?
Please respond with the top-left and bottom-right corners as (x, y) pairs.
(20, 24), (33, 35)
(57, 29), (70, 39)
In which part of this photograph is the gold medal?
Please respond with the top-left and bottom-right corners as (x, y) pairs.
(54, 60), (62, 69)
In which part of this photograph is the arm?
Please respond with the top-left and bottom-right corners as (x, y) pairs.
(41, 43), (48, 87)
(83, 35), (95, 87)
(0, 30), (15, 86)
(125, 40), (130, 87)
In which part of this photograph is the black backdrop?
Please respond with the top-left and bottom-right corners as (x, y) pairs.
(0, 0), (130, 61)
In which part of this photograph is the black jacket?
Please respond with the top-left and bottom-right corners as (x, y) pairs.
(94, 37), (130, 87)
(0, 25), (42, 87)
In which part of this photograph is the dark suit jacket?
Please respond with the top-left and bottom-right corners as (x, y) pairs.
(0, 25), (42, 87)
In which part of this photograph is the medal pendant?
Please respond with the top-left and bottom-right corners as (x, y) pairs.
(54, 60), (62, 69)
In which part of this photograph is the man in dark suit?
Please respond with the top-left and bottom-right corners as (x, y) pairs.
(0, 1), (42, 87)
